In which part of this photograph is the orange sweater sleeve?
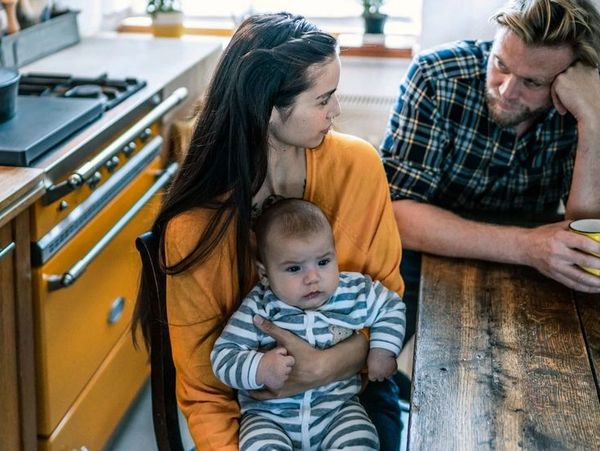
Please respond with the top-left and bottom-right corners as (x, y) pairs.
(165, 210), (253, 450)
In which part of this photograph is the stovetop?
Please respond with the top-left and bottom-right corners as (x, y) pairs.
(0, 73), (146, 167)
(18, 72), (146, 111)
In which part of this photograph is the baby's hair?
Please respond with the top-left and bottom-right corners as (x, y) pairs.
(254, 198), (332, 263)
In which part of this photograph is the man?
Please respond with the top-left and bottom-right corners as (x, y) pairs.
(381, 0), (600, 342)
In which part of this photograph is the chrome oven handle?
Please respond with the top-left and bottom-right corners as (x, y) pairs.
(0, 241), (16, 261)
(44, 87), (188, 204)
(71, 88), (187, 186)
(46, 162), (179, 292)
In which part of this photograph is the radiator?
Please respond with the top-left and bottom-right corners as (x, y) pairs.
(335, 93), (397, 150)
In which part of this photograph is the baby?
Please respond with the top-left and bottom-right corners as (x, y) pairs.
(211, 198), (406, 450)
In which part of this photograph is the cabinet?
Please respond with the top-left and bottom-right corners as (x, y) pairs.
(0, 168), (44, 451)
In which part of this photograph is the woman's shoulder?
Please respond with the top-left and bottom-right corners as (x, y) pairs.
(310, 132), (385, 179)
(314, 132), (382, 170)
(165, 207), (222, 260)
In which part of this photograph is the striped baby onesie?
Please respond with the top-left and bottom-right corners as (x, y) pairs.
(211, 272), (406, 450)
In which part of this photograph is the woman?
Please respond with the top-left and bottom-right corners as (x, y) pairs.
(133, 12), (404, 450)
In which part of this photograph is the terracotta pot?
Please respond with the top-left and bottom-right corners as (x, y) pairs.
(152, 11), (184, 38)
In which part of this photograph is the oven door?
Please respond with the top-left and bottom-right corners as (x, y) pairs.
(32, 142), (177, 450)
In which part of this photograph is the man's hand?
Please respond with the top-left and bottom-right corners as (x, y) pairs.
(551, 62), (600, 121)
(523, 220), (600, 292)
(367, 348), (397, 382)
(255, 347), (295, 390)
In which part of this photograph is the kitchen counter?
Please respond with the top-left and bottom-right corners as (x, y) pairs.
(0, 32), (222, 222)
(0, 167), (45, 227)
(19, 32), (223, 179)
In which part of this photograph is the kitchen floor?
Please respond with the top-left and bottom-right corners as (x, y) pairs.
(104, 378), (409, 451)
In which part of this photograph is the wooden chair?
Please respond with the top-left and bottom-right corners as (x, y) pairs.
(135, 231), (185, 451)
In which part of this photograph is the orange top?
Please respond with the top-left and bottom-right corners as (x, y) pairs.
(165, 132), (404, 450)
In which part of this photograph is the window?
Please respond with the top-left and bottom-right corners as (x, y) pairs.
(131, 0), (421, 35)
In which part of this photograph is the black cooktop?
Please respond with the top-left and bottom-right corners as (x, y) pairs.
(0, 96), (103, 166)
(0, 72), (146, 167)
(18, 72), (147, 110)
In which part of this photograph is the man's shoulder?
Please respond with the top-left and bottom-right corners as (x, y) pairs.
(415, 39), (492, 81)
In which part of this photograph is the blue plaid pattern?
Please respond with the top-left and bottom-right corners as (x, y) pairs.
(381, 40), (578, 214)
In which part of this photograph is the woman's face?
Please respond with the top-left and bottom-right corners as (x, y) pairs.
(269, 56), (342, 151)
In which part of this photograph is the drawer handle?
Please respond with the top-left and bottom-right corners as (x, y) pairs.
(0, 241), (15, 261)
(46, 162), (178, 291)
(107, 296), (126, 324)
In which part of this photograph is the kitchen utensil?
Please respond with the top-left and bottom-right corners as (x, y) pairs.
(0, 66), (19, 122)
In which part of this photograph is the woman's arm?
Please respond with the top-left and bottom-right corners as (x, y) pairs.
(166, 211), (243, 450)
(249, 315), (368, 399)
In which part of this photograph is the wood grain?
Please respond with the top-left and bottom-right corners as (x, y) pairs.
(0, 222), (19, 451)
(14, 211), (37, 451)
(0, 167), (44, 228)
(410, 255), (600, 450)
(574, 292), (600, 396)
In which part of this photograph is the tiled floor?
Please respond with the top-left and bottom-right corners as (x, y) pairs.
(104, 378), (409, 451)
(104, 379), (194, 451)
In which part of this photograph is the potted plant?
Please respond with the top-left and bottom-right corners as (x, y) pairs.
(147, 0), (184, 37)
(360, 0), (387, 34)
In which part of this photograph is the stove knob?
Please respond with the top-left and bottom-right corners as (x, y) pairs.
(122, 142), (137, 158)
(140, 127), (152, 142)
(87, 171), (102, 189)
(105, 155), (120, 172)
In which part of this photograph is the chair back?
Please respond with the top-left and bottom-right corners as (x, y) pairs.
(136, 231), (185, 451)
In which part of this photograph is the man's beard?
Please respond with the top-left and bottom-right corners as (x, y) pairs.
(485, 90), (549, 128)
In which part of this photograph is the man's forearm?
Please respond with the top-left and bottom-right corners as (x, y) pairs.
(393, 200), (532, 266)
(565, 124), (600, 219)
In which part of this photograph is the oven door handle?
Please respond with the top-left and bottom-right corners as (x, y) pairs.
(46, 162), (179, 292)
(0, 241), (16, 261)
(43, 87), (188, 205)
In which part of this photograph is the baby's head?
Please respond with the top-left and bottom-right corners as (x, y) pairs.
(255, 199), (339, 309)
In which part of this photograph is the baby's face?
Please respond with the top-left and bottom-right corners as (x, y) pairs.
(263, 229), (339, 310)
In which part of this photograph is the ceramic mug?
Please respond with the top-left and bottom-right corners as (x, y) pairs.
(569, 219), (600, 276)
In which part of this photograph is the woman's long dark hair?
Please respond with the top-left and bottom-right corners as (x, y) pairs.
(132, 12), (338, 349)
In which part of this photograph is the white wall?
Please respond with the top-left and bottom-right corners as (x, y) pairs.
(419, 0), (505, 51)
(420, 0), (600, 52)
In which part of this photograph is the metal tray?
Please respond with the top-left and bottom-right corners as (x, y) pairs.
(0, 11), (80, 68)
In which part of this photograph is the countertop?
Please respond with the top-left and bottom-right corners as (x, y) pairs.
(0, 33), (223, 220)
(0, 167), (44, 227)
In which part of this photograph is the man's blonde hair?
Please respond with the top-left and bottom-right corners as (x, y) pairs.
(491, 0), (600, 66)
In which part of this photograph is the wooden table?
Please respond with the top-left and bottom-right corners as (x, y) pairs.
(409, 254), (600, 450)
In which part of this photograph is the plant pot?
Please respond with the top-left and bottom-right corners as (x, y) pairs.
(0, 67), (20, 123)
(363, 13), (388, 34)
(152, 11), (184, 38)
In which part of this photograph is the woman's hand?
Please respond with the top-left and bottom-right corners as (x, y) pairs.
(248, 315), (368, 400)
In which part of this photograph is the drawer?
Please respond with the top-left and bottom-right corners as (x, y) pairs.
(38, 328), (149, 451)
(32, 156), (163, 434)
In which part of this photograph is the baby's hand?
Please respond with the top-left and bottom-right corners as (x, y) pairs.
(367, 348), (397, 382)
(256, 347), (295, 390)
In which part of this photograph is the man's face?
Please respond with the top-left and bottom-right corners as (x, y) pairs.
(486, 28), (575, 129)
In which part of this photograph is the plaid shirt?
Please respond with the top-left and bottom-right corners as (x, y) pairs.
(381, 40), (578, 214)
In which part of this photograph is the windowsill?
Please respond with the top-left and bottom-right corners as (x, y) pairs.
(117, 16), (414, 58)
